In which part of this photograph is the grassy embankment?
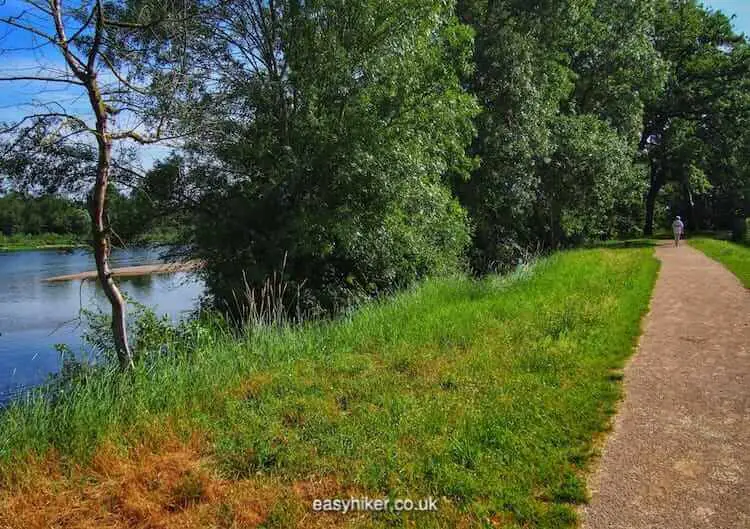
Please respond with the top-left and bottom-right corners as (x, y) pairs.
(0, 233), (86, 251)
(0, 248), (658, 528)
(690, 237), (750, 288)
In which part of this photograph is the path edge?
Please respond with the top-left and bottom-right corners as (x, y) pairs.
(576, 245), (663, 526)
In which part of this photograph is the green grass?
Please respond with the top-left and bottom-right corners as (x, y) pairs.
(0, 248), (659, 528)
(690, 238), (750, 288)
(0, 233), (86, 251)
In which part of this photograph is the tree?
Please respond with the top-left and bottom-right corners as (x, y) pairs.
(694, 75), (750, 237)
(456, 0), (662, 270)
(640, 0), (750, 234)
(455, 0), (576, 270)
(175, 0), (478, 316)
(0, 192), (89, 236)
(534, 115), (647, 247)
(571, 0), (666, 141)
(0, 0), (204, 368)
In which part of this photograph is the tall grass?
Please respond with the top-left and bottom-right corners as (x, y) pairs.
(232, 254), (307, 327)
(690, 237), (750, 288)
(0, 248), (659, 528)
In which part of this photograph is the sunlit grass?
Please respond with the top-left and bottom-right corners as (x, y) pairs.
(0, 247), (659, 528)
(690, 237), (750, 288)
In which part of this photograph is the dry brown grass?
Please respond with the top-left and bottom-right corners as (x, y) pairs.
(0, 430), (361, 529)
(231, 372), (275, 401)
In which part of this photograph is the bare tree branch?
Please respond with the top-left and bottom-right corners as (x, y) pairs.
(51, 0), (87, 76)
(0, 75), (84, 84)
(0, 112), (90, 133)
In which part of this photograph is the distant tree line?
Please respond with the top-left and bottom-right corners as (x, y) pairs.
(1, 0), (749, 364)
(0, 193), (88, 237)
(0, 187), (180, 244)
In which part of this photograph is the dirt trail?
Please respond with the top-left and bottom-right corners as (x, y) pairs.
(581, 242), (750, 528)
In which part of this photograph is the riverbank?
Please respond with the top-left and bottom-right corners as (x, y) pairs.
(0, 233), (86, 252)
(0, 247), (205, 402)
(0, 231), (182, 252)
(0, 247), (659, 528)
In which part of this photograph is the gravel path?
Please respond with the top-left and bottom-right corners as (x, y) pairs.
(581, 242), (750, 529)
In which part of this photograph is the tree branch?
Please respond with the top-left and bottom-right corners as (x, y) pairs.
(0, 75), (84, 85)
(0, 112), (91, 134)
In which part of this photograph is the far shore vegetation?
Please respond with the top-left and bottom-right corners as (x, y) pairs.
(0, 233), (86, 252)
(0, 192), (183, 252)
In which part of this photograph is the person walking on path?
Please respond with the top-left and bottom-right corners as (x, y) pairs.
(672, 216), (685, 247)
(581, 243), (750, 529)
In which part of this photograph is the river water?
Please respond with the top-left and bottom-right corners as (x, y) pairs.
(0, 248), (204, 403)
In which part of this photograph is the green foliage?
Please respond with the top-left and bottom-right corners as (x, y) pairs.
(572, 0), (667, 139)
(534, 115), (647, 246)
(0, 247), (659, 528)
(80, 299), (216, 368)
(0, 232), (85, 251)
(735, 217), (750, 243)
(0, 175), (183, 248)
(3, 0), (747, 312)
(642, 0), (750, 233)
(0, 193), (88, 237)
(183, 0), (478, 315)
(106, 158), (188, 245)
(455, 0), (659, 270)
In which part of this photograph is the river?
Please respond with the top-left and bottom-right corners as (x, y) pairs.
(0, 247), (204, 404)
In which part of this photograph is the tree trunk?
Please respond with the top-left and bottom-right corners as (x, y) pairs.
(644, 163), (663, 237)
(90, 140), (133, 370)
(684, 180), (696, 233)
(51, 0), (133, 368)
(89, 84), (133, 370)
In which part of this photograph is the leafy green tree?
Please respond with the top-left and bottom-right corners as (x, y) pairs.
(534, 115), (646, 247)
(572, 0), (667, 141)
(455, 0), (576, 269)
(641, 0), (750, 234)
(0, 194), (24, 236)
(0, 193), (89, 237)
(456, 0), (661, 270)
(695, 83), (750, 237)
(179, 0), (478, 315)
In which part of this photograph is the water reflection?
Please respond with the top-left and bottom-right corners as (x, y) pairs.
(124, 273), (155, 293)
(0, 248), (204, 403)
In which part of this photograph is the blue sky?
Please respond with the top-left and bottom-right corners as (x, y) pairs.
(0, 0), (168, 166)
(706, 0), (750, 35)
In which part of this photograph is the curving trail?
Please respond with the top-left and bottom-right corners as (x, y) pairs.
(582, 242), (750, 529)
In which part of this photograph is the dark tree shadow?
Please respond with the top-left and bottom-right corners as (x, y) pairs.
(586, 239), (659, 250)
